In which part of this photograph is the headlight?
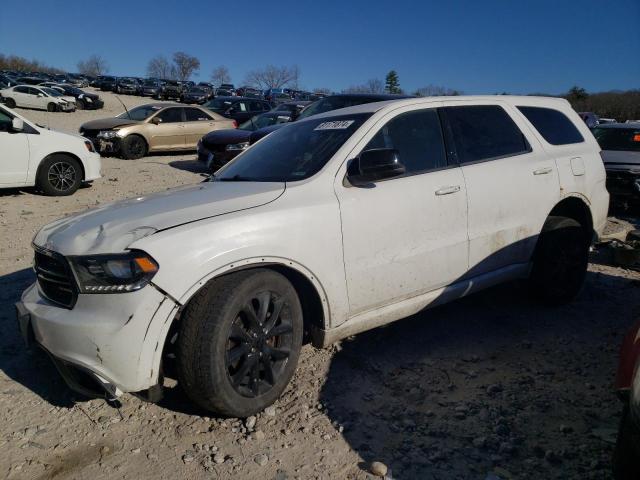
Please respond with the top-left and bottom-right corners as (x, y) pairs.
(84, 140), (95, 152)
(98, 130), (120, 139)
(69, 251), (159, 293)
(225, 141), (250, 152)
(85, 97), (93, 103)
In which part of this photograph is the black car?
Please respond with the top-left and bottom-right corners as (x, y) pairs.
(115, 77), (140, 95)
(203, 96), (272, 124)
(141, 79), (164, 98)
(236, 86), (262, 98)
(181, 86), (211, 104)
(249, 93), (412, 144)
(97, 76), (117, 91)
(593, 122), (640, 206)
(15, 76), (43, 85)
(0, 74), (17, 88)
(197, 110), (294, 170)
(54, 84), (104, 110)
(162, 80), (183, 100)
(271, 101), (312, 120)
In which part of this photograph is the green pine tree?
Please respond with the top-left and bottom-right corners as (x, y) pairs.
(385, 70), (401, 94)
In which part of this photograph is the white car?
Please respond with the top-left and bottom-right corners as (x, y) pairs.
(1, 85), (76, 112)
(17, 96), (608, 417)
(0, 104), (101, 195)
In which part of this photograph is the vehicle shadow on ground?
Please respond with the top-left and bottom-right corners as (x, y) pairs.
(318, 269), (639, 479)
(0, 268), (76, 408)
(168, 159), (210, 174)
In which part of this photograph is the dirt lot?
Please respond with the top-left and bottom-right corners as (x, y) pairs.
(1, 90), (639, 480)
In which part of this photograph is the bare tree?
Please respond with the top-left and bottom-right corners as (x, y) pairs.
(0, 54), (62, 73)
(77, 54), (109, 77)
(413, 84), (462, 97)
(210, 65), (231, 86)
(244, 65), (299, 90)
(147, 55), (173, 79)
(342, 78), (384, 94)
(172, 52), (200, 81)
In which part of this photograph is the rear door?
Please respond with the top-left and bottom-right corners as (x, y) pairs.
(440, 102), (560, 276)
(183, 108), (217, 147)
(148, 107), (186, 150)
(11, 86), (31, 108)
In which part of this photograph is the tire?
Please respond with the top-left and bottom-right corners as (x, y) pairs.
(37, 155), (82, 196)
(5, 98), (16, 108)
(613, 406), (640, 480)
(47, 102), (57, 112)
(177, 269), (304, 417)
(120, 135), (147, 160)
(529, 216), (589, 304)
(76, 99), (85, 110)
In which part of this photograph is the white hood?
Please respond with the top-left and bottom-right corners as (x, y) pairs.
(33, 181), (285, 256)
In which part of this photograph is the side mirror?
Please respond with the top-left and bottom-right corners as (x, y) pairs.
(348, 148), (405, 184)
(37, 93), (44, 98)
(151, 116), (162, 125)
(11, 118), (24, 132)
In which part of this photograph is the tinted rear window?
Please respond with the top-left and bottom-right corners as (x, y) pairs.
(593, 127), (640, 152)
(517, 106), (584, 145)
(443, 105), (531, 164)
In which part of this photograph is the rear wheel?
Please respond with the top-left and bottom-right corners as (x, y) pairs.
(613, 406), (640, 480)
(37, 155), (82, 196)
(120, 135), (147, 160)
(529, 216), (589, 304)
(4, 98), (16, 108)
(177, 269), (303, 417)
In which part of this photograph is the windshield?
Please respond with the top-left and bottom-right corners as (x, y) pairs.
(297, 96), (382, 120)
(205, 98), (233, 112)
(41, 87), (62, 97)
(116, 104), (162, 121)
(64, 86), (83, 95)
(144, 80), (157, 86)
(593, 127), (640, 152)
(215, 113), (371, 182)
(188, 87), (206, 94)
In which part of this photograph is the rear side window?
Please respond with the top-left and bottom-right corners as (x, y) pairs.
(442, 105), (530, 164)
(593, 127), (640, 152)
(363, 109), (447, 175)
(517, 106), (584, 145)
(184, 108), (212, 122)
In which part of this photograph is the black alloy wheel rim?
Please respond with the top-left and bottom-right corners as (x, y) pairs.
(129, 137), (145, 156)
(225, 291), (293, 398)
(47, 161), (77, 192)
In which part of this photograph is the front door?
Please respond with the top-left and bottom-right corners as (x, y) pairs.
(0, 108), (29, 185)
(148, 107), (186, 150)
(336, 106), (469, 315)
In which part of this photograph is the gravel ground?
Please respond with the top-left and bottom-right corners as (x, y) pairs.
(1, 90), (639, 479)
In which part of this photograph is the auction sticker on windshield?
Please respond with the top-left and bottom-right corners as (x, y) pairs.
(314, 120), (355, 130)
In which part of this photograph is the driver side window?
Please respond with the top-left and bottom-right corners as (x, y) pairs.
(0, 109), (13, 132)
(362, 109), (448, 175)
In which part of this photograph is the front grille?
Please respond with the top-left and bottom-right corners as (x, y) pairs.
(34, 249), (78, 309)
(606, 170), (640, 196)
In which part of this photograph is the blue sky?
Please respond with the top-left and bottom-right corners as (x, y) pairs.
(1, 0), (638, 94)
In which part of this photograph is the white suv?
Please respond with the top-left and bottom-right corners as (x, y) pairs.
(17, 96), (608, 416)
(0, 104), (101, 195)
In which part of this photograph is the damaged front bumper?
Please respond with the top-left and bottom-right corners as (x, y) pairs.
(16, 282), (179, 398)
(606, 168), (640, 199)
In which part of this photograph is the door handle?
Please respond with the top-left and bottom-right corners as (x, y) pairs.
(533, 167), (553, 175)
(435, 185), (461, 196)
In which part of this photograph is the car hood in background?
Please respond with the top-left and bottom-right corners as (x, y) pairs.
(80, 117), (142, 131)
(33, 181), (286, 256)
(601, 150), (640, 170)
(202, 129), (252, 147)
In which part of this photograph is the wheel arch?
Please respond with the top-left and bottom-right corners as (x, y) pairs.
(36, 151), (86, 182)
(155, 258), (330, 376)
(545, 194), (593, 242)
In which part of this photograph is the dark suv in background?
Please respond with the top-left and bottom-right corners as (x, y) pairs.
(115, 77), (141, 95)
(142, 79), (164, 98)
(162, 80), (183, 100)
(203, 96), (272, 123)
(97, 76), (117, 91)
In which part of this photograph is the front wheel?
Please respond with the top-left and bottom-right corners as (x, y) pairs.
(613, 406), (640, 480)
(47, 102), (58, 112)
(177, 269), (303, 417)
(529, 216), (589, 304)
(76, 99), (85, 110)
(37, 155), (82, 196)
(120, 135), (147, 160)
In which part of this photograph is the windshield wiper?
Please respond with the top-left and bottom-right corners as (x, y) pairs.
(217, 174), (254, 182)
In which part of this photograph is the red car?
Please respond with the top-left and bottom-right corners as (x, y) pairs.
(614, 319), (640, 479)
